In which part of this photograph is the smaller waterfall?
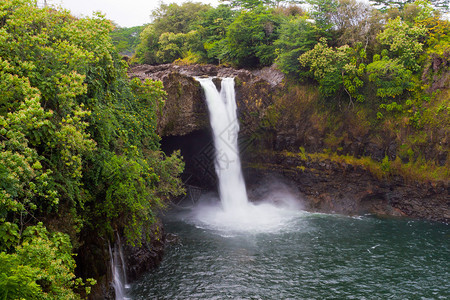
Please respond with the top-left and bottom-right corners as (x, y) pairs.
(109, 236), (128, 300)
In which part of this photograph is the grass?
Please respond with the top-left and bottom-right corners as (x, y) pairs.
(281, 149), (449, 183)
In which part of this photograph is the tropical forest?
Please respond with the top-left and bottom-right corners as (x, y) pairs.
(0, 0), (448, 299)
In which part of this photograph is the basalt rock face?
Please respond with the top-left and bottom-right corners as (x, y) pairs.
(244, 152), (449, 223)
(133, 69), (207, 136)
(123, 221), (165, 283)
(128, 64), (281, 137)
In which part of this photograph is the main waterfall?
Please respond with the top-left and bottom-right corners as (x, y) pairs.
(196, 77), (248, 212)
(194, 77), (302, 233)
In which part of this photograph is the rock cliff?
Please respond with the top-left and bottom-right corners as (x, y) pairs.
(128, 64), (280, 136)
(129, 63), (449, 223)
(245, 152), (449, 223)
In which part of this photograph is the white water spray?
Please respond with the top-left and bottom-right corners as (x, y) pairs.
(196, 77), (248, 213)
(109, 236), (129, 300)
(195, 77), (303, 233)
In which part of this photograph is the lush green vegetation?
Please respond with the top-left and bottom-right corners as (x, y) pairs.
(283, 148), (449, 182)
(0, 0), (183, 298)
(133, 0), (448, 181)
(0, 0), (448, 297)
(110, 25), (146, 56)
(132, 0), (448, 128)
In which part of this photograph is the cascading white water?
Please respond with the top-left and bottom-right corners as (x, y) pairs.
(109, 237), (129, 300)
(196, 77), (248, 213)
(194, 77), (303, 233)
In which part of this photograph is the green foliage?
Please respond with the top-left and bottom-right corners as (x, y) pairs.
(0, 222), (94, 300)
(225, 7), (282, 68)
(134, 25), (160, 64)
(306, 0), (339, 30)
(150, 2), (211, 35)
(381, 155), (391, 172)
(299, 38), (365, 102)
(192, 4), (236, 63)
(133, 2), (211, 64)
(110, 25), (146, 56)
(366, 55), (413, 98)
(0, 94), (59, 219)
(275, 16), (319, 76)
(227, 0), (273, 8)
(0, 1), (184, 297)
(377, 16), (427, 71)
(156, 32), (186, 63)
(134, 2), (287, 67)
(225, 0), (305, 9)
(370, 0), (448, 13)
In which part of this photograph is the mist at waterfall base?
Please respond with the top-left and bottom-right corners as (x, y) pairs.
(192, 179), (304, 234)
(129, 78), (449, 298)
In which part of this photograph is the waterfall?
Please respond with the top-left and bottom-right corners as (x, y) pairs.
(192, 77), (302, 233)
(109, 236), (129, 300)
(196, 77), (249, 212)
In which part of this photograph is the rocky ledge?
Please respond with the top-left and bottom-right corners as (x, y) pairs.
(245, 151), (449, 223)
(128, 63), (284, 87)
(128, 63), (283, 137)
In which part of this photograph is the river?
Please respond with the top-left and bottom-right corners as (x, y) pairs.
(129, 204), (448, 299)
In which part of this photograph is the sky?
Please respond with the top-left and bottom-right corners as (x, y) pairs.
(41, 0), (450, 26)
(52, 0), (221, 28)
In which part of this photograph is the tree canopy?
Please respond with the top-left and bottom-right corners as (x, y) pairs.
(0, 1), (184, 297)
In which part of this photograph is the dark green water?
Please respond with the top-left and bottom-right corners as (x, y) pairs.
(130, 207), (449, 299)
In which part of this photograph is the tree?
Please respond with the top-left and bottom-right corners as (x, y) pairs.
(376, 16), (427, 71)
(110, 25), (146, 56)
(150, 2), (211, 35)
(0, 1), (184, 297)
(225, 7), (282, 67)
(223, 0), (304, 8)
(275, 16), (320, 77)
(134, 25), (160, 64)
(299, 38), (366, 103)
(191, 4), (236, 63)
(306, 0), (339, 31)
(366, 51), (414, 98)
(156, 32), (186, 63)
(335, 6), (384, 55)
(0, 223), (93, 299)
(370, 0), (449, 13)
(134, 2), (211, 64)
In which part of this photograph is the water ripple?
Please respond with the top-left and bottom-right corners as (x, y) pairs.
(130, 212), (449, 299)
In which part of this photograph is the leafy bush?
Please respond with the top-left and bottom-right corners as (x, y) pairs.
(0, 1), (184, 297)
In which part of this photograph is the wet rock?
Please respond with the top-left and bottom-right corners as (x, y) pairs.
(165, 233), (180, 245)
(124, 221), (165, 283)
(212, 77), (222, 91)
(158, 72), (208, 136)
(244, 151), (449, 223)
(129, 63), (281, 137)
